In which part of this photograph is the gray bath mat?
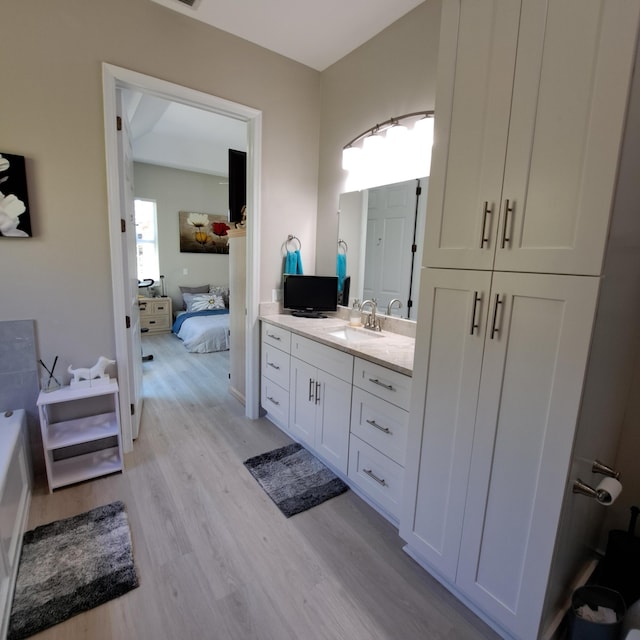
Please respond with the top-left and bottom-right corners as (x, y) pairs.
(244, 442), (348, 517)
(8, 501), (139, 640)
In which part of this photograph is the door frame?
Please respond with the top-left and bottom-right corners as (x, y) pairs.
(102, 63), (262, 451)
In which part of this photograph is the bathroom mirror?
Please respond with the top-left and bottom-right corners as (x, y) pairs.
(337, 176), (428, 321)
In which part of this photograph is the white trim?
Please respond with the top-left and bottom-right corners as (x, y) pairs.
(102, 63), (263, 449)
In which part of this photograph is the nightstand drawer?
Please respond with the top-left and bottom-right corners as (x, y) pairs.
(141, 315), (171, 332)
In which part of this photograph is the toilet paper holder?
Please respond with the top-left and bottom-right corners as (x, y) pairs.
(592, 459), (620, 480)
(573, 460), (621, 503)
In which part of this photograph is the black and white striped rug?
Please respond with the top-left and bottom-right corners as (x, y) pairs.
(8, 501), (139, 640)
(244, 442), (348, 518)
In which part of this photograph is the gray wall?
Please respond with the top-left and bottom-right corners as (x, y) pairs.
(0, 0), (321, 381)
(133, 162), (230, 312)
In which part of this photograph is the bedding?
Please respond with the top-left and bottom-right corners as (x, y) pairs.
(172, 309), (230, 353)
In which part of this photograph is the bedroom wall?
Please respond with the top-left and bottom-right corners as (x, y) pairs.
(315, 0), (442, 275)
(133, 162), (230, 312)
(0, 0), (320, 387)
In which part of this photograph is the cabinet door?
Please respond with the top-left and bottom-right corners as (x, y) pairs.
(456, 272), (599, 639)
(494, 0), (640, 275)
(423, 0), (521, 270)
(315, 369), (351, 474)
(289, 357), (317, 448)
(400, 268), (491, 581)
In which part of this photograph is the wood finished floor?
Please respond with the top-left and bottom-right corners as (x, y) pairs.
(25, 333), (500, 640)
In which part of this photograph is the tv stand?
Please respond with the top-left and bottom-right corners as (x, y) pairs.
(291, 311), (328, 319)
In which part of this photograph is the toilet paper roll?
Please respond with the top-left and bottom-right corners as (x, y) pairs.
(596, 477), (623, 506)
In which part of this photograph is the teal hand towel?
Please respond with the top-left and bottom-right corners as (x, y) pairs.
(337, 253), (347, 292)
(285, 250), (303, 275)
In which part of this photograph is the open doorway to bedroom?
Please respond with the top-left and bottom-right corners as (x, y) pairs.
(103, 64), (262, 452)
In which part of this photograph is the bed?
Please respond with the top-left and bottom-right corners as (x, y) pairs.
(172, 287), (231, 353)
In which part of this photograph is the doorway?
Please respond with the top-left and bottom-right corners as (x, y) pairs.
(102, 64), (262, 452)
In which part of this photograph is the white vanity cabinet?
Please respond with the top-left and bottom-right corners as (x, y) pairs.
(289, 335), (353, 474)
(348, 358), (411, 521)
(424, 0), (640, 276)
(401, 268), (600, 638)
(260, 324), (291, 430)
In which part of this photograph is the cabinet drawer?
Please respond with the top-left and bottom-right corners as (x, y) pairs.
(261, 377), (289, 430)
(262, 323), (291, 353)
(348, 435), (404, 520)
(291, 334), (353, 383)
(350, 387), (408, 466)
(353, 358), (412, 410)
(140, 315), (171, 332)
(261, 343), (290, 390)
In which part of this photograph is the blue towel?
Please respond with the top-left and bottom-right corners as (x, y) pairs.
(336, 253), (347, 292)
(285, 249), (303, 275)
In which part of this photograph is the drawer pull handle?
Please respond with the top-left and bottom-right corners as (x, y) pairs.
(470, 291), (481, 336)
(366, 419), (391, 434)
(363, 468), (387, 486)
(308, 378), (315, 402)
(315, 381), (321, 405)
(368, 378), (395, 391)
(267, 362), (280, 370)
(266, 396), (280, 406)
(490, 294), (503, 340)
(149, 320), (156, 324)
(266, 332), (281, 341)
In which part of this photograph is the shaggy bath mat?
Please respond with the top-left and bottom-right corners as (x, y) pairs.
(8, 501), (139, 640)
(244, 442), (348, 517)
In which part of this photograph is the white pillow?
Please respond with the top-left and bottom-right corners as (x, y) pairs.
(185, 293), (225, 312)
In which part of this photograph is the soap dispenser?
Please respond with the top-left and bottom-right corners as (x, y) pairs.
(349, 300), (362, 326)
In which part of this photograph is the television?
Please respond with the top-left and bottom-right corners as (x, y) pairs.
(228, 149), (246, 225)
(283, 275), (338, 318)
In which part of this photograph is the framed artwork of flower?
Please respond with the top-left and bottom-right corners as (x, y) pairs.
(179, 211), (230, 254)
(0, 152), (31, 238)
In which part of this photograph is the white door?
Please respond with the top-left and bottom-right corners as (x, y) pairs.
(116, 90), (143, 439)
(400, 268), (491, 581)
(494, 0), (640, 276)
(363, 179), (420, 314)
(288, 357), (316, 448)
(423, 0), (521, 271)
(315, 369), (351, 474)
(456, 271), (599, 639)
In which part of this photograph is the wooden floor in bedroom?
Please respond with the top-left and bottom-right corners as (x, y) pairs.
(25, 332), (500, 640)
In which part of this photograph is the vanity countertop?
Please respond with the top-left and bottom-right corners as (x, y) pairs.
(260, 313), (414, 377)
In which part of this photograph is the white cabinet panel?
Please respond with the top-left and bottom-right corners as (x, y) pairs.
(315, 369), (351, 473)
(401, 269), (491, 582)
(289, 357), (317, 448)
(455, 272), (599, 638)
(261, 343), (290, 390)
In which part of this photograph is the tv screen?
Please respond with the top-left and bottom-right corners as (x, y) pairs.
(228, 149), (246, 225)
(283, 275), (338, 318)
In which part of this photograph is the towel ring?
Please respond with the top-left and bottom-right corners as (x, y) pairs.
(338, 239), (348, 254)
(286, 234), (301, 251)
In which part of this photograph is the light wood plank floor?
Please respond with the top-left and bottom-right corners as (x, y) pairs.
(25, 333), (500, 640)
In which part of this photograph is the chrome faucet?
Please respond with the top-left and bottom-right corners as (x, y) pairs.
(387, 298), (403, 316)
(361, 299), (382, 331)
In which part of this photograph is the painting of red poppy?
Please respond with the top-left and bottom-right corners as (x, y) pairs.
(179, 211), (230, 254)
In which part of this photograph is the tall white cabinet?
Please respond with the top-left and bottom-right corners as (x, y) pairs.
(401, 1), (640, 639)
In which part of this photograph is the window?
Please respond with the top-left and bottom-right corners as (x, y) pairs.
(134, 199), (160, 282)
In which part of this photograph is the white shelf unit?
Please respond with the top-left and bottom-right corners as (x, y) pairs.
(37, 380), (123, 492)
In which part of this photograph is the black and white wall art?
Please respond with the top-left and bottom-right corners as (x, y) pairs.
(0, 152), (31, 237)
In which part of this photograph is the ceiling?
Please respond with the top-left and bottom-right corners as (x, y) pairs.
(149, 0), (425, 71)
(131, 0), (425, 176)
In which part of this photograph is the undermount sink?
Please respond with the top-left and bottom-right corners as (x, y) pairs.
(327, 326), (384, 344)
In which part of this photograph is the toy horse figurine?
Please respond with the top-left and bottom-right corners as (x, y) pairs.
(68, 356), (116, 386)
